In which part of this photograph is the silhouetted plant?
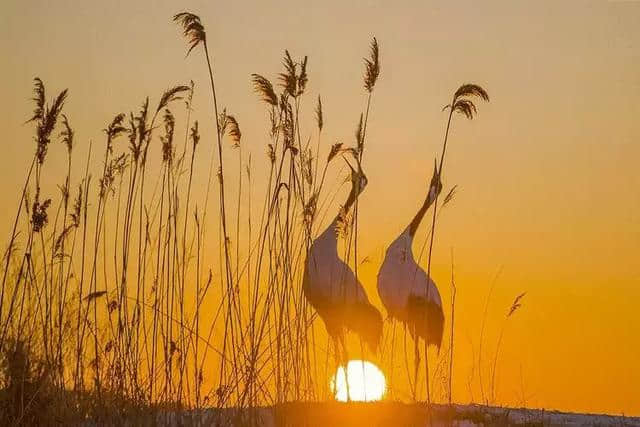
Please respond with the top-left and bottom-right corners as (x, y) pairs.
(490, 292), (526, 403)
(423, 83), (489, 402)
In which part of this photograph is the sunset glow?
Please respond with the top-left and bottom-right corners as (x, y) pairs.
(1, 1), (639, 421)
(332, 360), (386, 402)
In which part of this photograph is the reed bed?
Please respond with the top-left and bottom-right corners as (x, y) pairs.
(0, 11), (380, 424)
(0, 10), (519, 426)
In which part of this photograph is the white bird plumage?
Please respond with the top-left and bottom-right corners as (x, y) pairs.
(377, 162), (445, 398)
(303, 157), (382, 366)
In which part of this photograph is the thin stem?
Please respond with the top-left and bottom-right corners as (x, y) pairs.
(423, 102), (455, 403)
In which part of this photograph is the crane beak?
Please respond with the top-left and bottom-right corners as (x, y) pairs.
(354, 155), (364, 174)
(342, 153), (365, 174)
(342, 155), (357, 175)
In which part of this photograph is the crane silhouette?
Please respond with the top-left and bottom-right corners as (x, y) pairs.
(303, 156), (382, 392)
(377, 161), (444, 401)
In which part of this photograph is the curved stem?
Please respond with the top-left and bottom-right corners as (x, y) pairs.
(423, 102), (455, 403)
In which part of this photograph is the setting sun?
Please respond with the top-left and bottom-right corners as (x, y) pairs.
(1, 1), (639, 424)
(331, 360), (386, 402)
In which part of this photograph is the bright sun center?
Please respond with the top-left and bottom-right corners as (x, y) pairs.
(331, 360), (386, 402)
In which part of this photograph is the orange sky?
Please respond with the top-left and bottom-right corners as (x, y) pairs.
(1, 0), (639, 416)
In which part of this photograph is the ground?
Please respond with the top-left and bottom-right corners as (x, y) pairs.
(147, 402), (640, 426)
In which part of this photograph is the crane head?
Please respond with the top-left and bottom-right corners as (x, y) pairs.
(429, 159), (443, 200)
(343, 155), (368, 195)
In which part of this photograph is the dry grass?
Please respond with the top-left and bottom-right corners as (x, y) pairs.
(0, 11), (391, 425)
(0, 10), (526, 427)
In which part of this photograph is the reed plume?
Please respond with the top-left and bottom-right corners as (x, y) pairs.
(225, 115), (241, 147)
(174, 11), (238, 405)
(251, 74), (278, 107)
(315, 96), (323, 132)
(28, 78), (68, 164)
(156, 85), (191, 114)
(59, 114), (74, 153)
(173, 12), (206, 56)
(507, 292), (526, 318)
(423, 83), (489, 403)
(490, 291), (526, 402)
(279, 50), (297, 98)
(364, 37), (380, 93)
(0, 22), (397, 421)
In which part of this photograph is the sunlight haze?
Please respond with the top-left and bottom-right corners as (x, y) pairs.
(1, 0), (638, 417)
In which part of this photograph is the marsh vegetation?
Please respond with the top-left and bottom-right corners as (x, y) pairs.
(0, 11), (533, 426)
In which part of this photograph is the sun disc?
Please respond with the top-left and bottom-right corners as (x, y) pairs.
(331, 360), (386, 402)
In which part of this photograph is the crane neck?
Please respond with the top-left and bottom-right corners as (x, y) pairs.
(407, 186), (437, 238)
(340, 179), (364, 220)
(327, 180), (363, 237)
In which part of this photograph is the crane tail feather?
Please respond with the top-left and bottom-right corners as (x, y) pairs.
(407, 295), (445, 349)
(345, 303), (383, 352)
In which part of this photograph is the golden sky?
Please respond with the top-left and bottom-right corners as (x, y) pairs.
(1, 0), (639, 416)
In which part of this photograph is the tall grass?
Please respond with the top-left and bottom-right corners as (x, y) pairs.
(422, 84), (489, 403)
(0, 12), (389, 424)
(0, 11), (518, 426)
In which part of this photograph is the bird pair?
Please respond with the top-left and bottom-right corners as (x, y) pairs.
(303, 155), (444, 396)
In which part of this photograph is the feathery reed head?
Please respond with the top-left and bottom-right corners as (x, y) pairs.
(59, 114), (74, 154)
(251, 74), (278, 107)
(157, 85), (191, 114)
(508, 292), (526, 317)
(127, 112), (140, 161)
(442, 185), (458, 208)
(28, 77), (45, 124)
(454, 84), (489, 102)
(315, 96), (323, 132)
(29, 78), (69, 164)
(446, 83), (489, 120)
(277, 50), (309, 98)
(173, 12), (206, 56)
(31, 197), (51, 233)
(185, 79), (195, 109)
(223, 113), (241, 148)
(282, 102), (295, 151)
(336, 208), (353, 239)
(364, 37), (380, 93)
(190, 120), (200, 149)
(99, 153), (128, 198)
(303, 192), (318, 226)
(267, 144), (276, 164)
(302, 148), (313, 185)
(69, 183), (83, 227)
(453, 99), (477, 119)
(104, 113), (126, 153)
(161, 109), (175, 163)
(84, 291), (107, 302)
(327, 142), (343, 163)
(279, 50), (297, 98)
(297, 56), (308, 96)
(355, 113), (364, 152)
(136, 97), (150, 150)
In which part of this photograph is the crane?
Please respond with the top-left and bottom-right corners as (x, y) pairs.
(377, 161), (445, 401)
(303, 156), (382, 386)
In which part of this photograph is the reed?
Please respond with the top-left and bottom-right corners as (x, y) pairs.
(423, 83), (489, 403)
(0, 11), (506, 426)
(489, 292), (526, 404)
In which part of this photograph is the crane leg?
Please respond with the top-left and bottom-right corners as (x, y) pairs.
(340, 334), (351, 402)
(413, 327), (420, 401)
(424, 339), (431, 405)
(331, 336), (341, 400)
(331, 335), (351, 401)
